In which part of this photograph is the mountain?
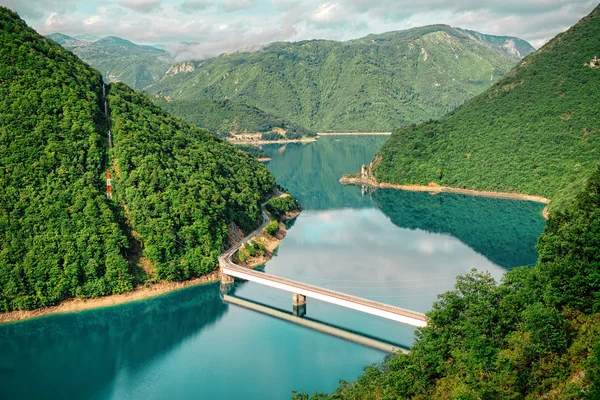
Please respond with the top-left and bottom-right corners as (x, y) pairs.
(0, 7), (277, 311)
(74, 34), (100, 42)
(367, 5), (600, 211)
(153, 97), (315, 139)
(47, 33), (174, 89)
(302, 167), (600, 399)
(146, 25), (535, 131)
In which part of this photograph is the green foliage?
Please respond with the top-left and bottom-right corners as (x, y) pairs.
(372, 6), (600, 211)
(265, 195), (302, 220)
(536, 166), (600, 314)
(147, 26), (534, 131)
(0, 7), (132, 311)
(234, 144), (269, 159)
(236, 241), (265, 263)
(48, 34), (173, 89)
(301, 165), (600, 399)
(154, 98), (315, 139)
(261, 132), (285, 141)
(265, 220), (280, 236)
(0, 8), (279, 310)
(108, 83), (276, 281)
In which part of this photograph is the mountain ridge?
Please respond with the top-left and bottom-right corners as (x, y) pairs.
(366, 4), (600, 211)
(146, 25), (534, 131)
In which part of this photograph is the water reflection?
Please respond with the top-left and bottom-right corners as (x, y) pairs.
(0, 283), (226, 399)
(371, 189), (546, 269)
(0, 136), (547, 399)
(263, 137), (388, 210)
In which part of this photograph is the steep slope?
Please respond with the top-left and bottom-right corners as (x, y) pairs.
(48, 34), (174, 89)
(108, 83), (275, 280)
(0, 8), (131, 310)
(370, 5), (600, 210)
(153, 97), (315, 139)
(146, 25), (534, 131)
(0, 7), (278, 312)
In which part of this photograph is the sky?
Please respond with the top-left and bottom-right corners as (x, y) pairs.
(1, 0), (598, 61)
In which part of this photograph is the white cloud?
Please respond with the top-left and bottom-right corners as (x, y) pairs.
(178, 0), (214, 13)
(222, 0), (258, 12)
(0, 0), (77, 19)
(4, 0), (597, 60)
(118, 0), (163, 13)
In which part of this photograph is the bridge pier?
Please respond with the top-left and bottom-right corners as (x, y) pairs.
(221, 272), (234, 285)
(293, 293), (306, 317)
(292, 293), (306, 306)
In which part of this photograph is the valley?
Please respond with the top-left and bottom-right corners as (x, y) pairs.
(1, 2), (599, 399)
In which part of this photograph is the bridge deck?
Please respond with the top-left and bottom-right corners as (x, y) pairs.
(218, 212), (427, 327)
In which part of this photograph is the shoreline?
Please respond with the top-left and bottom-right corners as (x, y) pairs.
(340, 176), (551, 204)
(0, 211), (299, 325)
(317, 132), (392, 136)
(228, 138), (317, 145)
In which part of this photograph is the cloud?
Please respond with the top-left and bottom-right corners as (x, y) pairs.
(178, 0), (214, 13)
(8, 0), (597, 61)
(169, 18), (299, 61)
(118, 0), (163, 13)
(0, 0), (77, 19)
(222, 0), (258, 12)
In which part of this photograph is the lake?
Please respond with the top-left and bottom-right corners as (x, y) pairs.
(0, 136), (546, 399)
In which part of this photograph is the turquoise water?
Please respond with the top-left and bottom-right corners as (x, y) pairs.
(0, 136), (547, 399)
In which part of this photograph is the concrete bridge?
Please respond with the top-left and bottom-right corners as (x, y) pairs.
(219, 212), (427, 328)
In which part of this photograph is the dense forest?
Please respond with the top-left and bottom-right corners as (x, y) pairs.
(0, 7), (131, 310)
(154, 97), (316, 139)
(297, 165), (600, 398)
(146, 26), (534, 132)
(0, 7), (281, 311)
(108, 83), (276, 281)
(371, 5), (600, 211)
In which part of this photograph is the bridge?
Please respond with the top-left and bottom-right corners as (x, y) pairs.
(219, 212), (427, 328)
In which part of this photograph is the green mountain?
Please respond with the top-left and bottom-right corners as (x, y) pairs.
(153, 97), (315, 139)
(47, 33), (174, 89)
(146, 25), (534, 131)
(0, 7), (277, 311)
(368, 6), (600, 211)
(301, 165), (600, 399)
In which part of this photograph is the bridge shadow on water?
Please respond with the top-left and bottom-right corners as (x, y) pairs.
(0, 282), (228, 399)
(221, 279), (409, 354)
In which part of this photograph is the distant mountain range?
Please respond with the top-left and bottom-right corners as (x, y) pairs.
(48, 26), (534, 132)
(46, 33), (173, 89)
(146, 25), (535, 131)
(153, 97), (316, 139)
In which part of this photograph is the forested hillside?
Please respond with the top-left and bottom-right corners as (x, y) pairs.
(298, 165), (600, 399)
(108, 83), (275, 280)
(47, 33), (173, 89)
(153, 97), (315, 139)
(371, 5), (600, 211)
(0, 7), (131, 310)
(0, 7), (279, 312)
(146, 26), (534, 131)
